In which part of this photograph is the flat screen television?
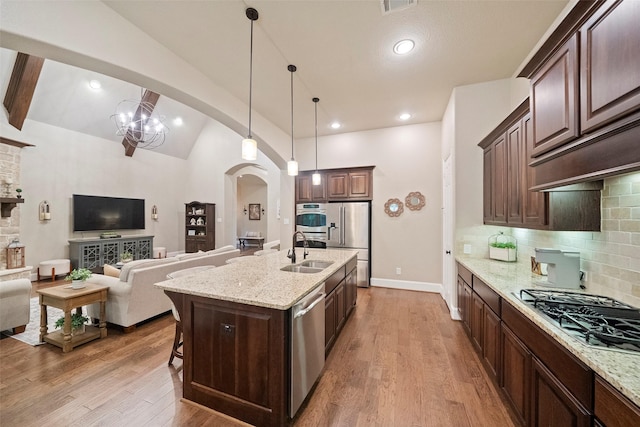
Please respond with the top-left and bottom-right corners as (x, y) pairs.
(73, 194), (145, 232)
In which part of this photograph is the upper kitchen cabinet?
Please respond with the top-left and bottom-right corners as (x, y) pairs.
(479, 100), (601, 231)
(296, 166), (373, 203)
(530, 33), (579, 157)
(327, 167), (373, 201)
(296, 172), (327, 203)
(580, 0), (640, 133)
(519, 0), (640, 190)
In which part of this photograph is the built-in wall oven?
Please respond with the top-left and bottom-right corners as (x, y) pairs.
(295, 203), (327, 248)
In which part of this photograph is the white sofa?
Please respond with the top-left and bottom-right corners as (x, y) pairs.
(0, 278), (32, 333)
(86, 246), (240, 330)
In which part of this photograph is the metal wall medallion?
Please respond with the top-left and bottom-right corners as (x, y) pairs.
(384, 198), (404, 217)
(405, 191), (425, 211)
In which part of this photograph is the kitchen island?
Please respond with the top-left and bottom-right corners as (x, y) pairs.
(155, 248), (358, 426)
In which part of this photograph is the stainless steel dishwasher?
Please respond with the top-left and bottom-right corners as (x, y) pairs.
(290, 282), (326, 417)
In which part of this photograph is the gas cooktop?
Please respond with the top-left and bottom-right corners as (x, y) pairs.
(518, 289), (640, 353)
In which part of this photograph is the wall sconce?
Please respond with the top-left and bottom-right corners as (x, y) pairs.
(151, 205), (158, 220)
(261, 207), (265, 216)
(243, 206), (248, 215)
(6, 238), (26, 269)
(39, 200), (51, 221)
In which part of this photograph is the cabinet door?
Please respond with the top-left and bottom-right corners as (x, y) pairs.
(522, 113), (548, 227)
(502, 324), (531, 426)
(325, 290), (336, 353)
(470, 292), (484, 352)
(580, 0), (640, 133)
(335, 281), (346, 332)
(327, 172), (349, 199)
(482, 306), (501, 382)
(507, 120), (524, 225)
(531, 33), (579, 157)
(345, 267), (357, 317)
(531, 357), (591, 427)
(483, 147), (494, 222)
(296, 174), (327, 203)
(348, 170), (371, 199)
(462, 282), (472, 332)
(492, 134), (507, 224)
(595, 375), (640, 427)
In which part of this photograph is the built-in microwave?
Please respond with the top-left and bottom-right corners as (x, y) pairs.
(296, 203), (327, 248)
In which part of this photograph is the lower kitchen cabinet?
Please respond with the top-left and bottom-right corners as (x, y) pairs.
(594, 375), (640, 427)
(325, 291), (336, 351)
(531, 357), (591, 427)
(470, 292), (484, 351)
(502, 324), (531, 426)
(345, 264), (357, 317)
(325, 257), (358, 355)
(335, 281), (346, 332)
(482, 305), (501, 379)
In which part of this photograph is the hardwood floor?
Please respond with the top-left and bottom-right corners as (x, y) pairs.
(0, 285), (517, 426)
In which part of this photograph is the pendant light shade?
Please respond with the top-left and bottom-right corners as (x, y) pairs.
(312, 97), (321, 185)
(242, 8), (259, 161)
(287, 64), (298, 176)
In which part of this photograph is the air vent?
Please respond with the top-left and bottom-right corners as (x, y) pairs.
(381, 0), (416, 15)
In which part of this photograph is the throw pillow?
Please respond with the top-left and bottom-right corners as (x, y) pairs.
(103, 264), (120, 278)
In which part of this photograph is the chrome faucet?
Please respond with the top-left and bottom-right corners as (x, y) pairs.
(288, 231), (309, 264)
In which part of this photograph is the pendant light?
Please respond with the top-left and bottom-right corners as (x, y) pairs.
(242, 7), (259, 161)
(287, 64), (299, 176)
(312, 97), (321, 185)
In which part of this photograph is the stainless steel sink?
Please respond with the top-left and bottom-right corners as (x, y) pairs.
(300, 260), (334, 269)
(280, 265), (324, 274)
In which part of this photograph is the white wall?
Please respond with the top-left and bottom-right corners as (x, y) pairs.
(296, 122), (442, 287)
(237, 175), (268, 238)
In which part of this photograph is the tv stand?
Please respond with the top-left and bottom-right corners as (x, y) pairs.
(68, 235), (154, 270)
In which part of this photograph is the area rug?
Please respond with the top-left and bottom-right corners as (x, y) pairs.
(3, 297), (65, 346)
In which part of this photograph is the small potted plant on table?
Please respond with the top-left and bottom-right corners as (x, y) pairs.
(66, 268), (92, 289)
(55, 312), (89, 336)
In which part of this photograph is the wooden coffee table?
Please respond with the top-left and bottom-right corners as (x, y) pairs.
(37, 283), (108, 353)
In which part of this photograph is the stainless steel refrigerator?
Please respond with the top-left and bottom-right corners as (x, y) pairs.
(326, 202), (370, 287)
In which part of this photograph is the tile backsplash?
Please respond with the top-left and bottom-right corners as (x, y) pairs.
(458, 171), (640, 308)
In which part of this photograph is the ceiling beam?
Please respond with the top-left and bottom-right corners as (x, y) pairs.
(0, 137), (35, 148)
(122, 90), (161, 157)
(3, 53), (45, 131)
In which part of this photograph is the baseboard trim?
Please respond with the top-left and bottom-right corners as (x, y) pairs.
(370, 278), (442, 294)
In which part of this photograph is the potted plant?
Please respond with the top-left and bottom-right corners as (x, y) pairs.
(15, 188), (22, 199)
(488, 232), (517, 262)
(55, 313), (89, 336)
(120, 251), (133, 263)
(66, 268), (92, 288)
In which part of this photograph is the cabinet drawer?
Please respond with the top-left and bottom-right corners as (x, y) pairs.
(472, 276), (500, 316)
(595, 376), (640, 427)
(456, 263), (472, 286)
(502, 301), (593, 410)
(325, 266), (345, 295)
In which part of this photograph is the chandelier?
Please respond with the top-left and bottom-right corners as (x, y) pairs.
(112, 90), (168, 149)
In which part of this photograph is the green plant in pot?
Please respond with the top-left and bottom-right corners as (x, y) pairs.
(66, 268), (92, 288)
(489, 242), (517, 249)
(55, 312), (89, 335)
(120, 251), (133, 263)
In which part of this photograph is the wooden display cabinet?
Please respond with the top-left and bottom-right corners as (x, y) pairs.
(185, 202), (215, 253)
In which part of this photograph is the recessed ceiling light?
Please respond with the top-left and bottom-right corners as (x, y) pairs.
(330, 122), (341, 129)
(393, 39), (415, 55)
(173, 117), (183, 126)
(399, 113), (412, 121)
(88, 79), (101, 90)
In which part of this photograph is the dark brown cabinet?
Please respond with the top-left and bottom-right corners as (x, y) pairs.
(519, 0), (640, 190)
(594, 375), (640, 427)
(456, 263), (473, 332)
(530, 33), (580, 157)
(531, 357), (591, 427)
(295, 166), (374, 203)
(185, 202), (215, 252)
(470, 292), (484, 351)
(580, 0), (640, 133)
(295, 172), (327, 203)
(325, 258), (358, 355)
(479, 101), (601, 231)
(327, 169), (372, 200)
(501, 324), (531, 426)
(482, 305), (501, 380)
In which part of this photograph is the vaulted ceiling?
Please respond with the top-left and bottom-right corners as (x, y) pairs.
(0, 0), (569, 159)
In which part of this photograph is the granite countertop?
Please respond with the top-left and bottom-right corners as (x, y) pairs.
(456, 256), (640, 408)
(155, 248), (358, 310)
